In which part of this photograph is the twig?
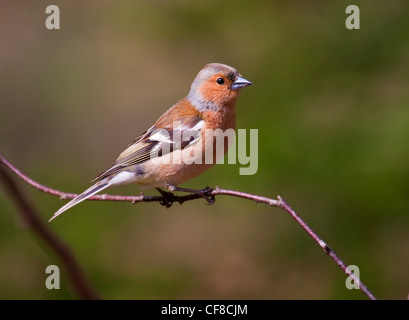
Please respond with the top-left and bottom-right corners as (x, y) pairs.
(0, 154), (203, 204)
(0, 157), (100, 300)
(0, 153), (377, 300)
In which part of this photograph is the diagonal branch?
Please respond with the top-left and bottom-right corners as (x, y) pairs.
(0, 158), (99, 300)
(0, 153), (377, 300)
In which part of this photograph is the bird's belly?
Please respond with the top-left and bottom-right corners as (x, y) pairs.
(137, 126), (235, 188)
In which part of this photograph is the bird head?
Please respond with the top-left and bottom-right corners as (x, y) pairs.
(188, 63), (252, 111)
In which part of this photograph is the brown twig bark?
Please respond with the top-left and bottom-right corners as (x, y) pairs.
(0, 153), (377, 300)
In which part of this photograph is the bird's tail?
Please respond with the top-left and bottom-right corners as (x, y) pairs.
(49, 181), (110, 222)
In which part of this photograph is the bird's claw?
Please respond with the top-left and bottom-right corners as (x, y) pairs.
(157, 188), (175, 208)
(201, 186), (215, 205)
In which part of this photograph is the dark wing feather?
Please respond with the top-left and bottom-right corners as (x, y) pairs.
(92, 116), (203, 182)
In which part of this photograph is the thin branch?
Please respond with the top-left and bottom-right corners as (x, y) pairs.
(0, 154), (202, 204)
(0, 157), (100, 300)
(0, 153), (377, 300)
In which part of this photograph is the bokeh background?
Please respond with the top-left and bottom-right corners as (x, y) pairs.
(1, 0), (408, 299)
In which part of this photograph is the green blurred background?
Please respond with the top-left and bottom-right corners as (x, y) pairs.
(1, 0), (408, 299)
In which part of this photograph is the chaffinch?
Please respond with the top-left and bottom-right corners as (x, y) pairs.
(50, 63), (252, 221)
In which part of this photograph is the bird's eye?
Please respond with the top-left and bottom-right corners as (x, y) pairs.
(216, 78), (225, 85)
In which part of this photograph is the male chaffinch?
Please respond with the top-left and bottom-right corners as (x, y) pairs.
(50, 63), (252, 221)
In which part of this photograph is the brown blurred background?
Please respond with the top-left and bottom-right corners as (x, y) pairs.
(1, 0), (409, 299)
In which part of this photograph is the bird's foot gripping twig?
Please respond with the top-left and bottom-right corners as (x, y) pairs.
(156, 188), (175, 208)
(164, 185), (216, 205)
(200, 186), (216, 204)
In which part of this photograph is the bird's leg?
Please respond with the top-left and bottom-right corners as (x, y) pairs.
(165, 184), (215, 205)
(156, 188), (175, 208)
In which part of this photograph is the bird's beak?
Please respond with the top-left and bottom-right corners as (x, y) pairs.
(231, 76), (252, 90)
